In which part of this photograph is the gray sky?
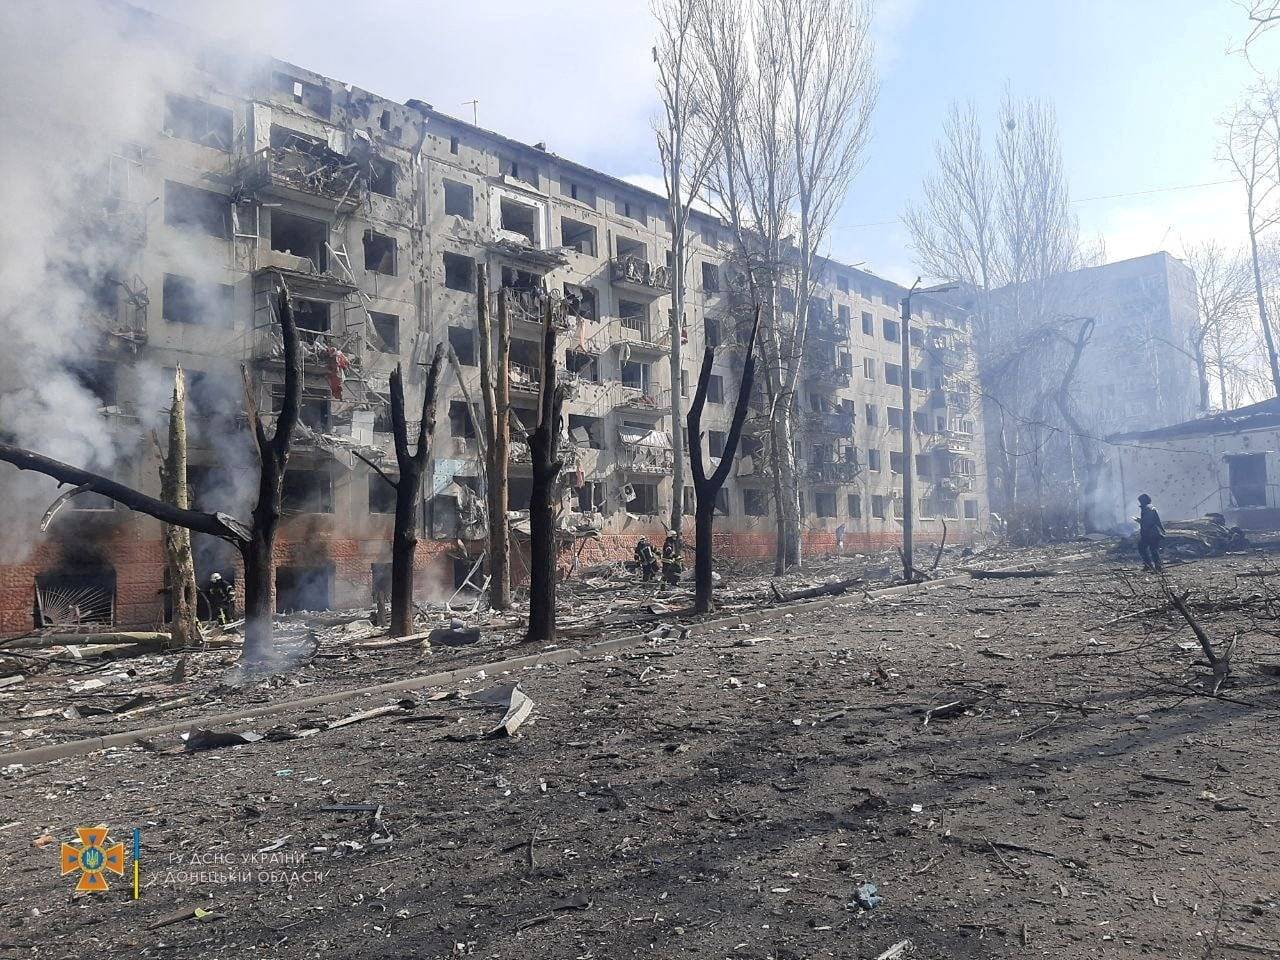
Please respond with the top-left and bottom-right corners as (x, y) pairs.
(154, 0), (1278, 284)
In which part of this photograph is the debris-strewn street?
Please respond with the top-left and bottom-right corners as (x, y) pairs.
(5, 541), (1280, 959)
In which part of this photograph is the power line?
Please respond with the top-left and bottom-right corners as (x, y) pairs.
(832, 177), (1238, 232)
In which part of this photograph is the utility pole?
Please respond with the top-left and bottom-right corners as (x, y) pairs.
(899, 279), (956, 583)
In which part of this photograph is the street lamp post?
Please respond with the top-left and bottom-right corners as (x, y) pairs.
(899, 279), (956, 582)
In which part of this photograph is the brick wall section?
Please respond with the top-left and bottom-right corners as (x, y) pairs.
(0, 522), (972, 635)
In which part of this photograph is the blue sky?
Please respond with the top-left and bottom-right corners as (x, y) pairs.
(164, 0), (1277, 284)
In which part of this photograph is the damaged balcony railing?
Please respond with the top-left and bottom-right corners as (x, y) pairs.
(83, 197), (148, 248)
(935, 474), (975, 494)
(610, 255), (670, 294)
(609, 317), (670, 355)
(804, 344), (853, 388)
(938, 428), (972, 452)
(613, 382), (665, 413)
(927, 330), (968, 370)
(504, 285), (573, 332)
(508, 360), (542, 396)
(810, 459), (861, 484)
(617, 444), (675, 476)
(806, 409), (856, 437)
(807, 301), (849, 343)
(238, 143), (366, 208)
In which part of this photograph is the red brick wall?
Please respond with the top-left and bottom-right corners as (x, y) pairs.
(0, 520), (967, 635)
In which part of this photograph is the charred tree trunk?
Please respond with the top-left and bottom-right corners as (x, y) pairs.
(239, 282), (302, 666)
(159, 366), (199, 646)
(478, 276), (512, 610)
(382, 344), (446, 637)
(689, 307), (761, 613)
(524, 299), (566, 645)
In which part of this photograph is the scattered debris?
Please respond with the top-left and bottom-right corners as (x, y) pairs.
(182, 729), (264, 753)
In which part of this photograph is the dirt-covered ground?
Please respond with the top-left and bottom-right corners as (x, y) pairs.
(4, 540), (1280, 959)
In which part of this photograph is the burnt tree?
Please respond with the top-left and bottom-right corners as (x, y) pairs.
(239, 283), (302, 665)
(476, 267), (512, 610)
(523, 299), (567, 645)
(0, 284), (301, 664)
(688, 306), (761, 613)
(362, 344), (445, 637)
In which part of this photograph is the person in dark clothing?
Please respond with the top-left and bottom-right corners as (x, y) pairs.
(1135, 493), (1166, 572)
(207, 573), (236, 624)
(661, 531), (683, 586)
(634, 537), (659, 582)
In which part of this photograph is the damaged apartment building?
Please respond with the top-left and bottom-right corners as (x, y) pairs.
(0, 40), (988, 634)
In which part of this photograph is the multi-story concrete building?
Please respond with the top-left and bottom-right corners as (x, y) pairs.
(991, 252), (1202, 435)
(0, 39), (988, 634)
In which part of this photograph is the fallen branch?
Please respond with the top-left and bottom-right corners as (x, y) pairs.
(0, 632), (172, 650)
(770, 575), (864, 603)
(1166, 588), (1233, 695)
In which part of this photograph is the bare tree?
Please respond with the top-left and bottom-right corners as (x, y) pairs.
(1238, 0), (1280, 57)
(688, 308), (761, 611)
(156, 366), (199, 646)
(697, 0), (876, 573)
(1183, 240), (1260, 410)
(1222, 80), (1280, 396)
(906, 93), (1087, 541)
(653, 0), (722, 543)
(0, 283), (299, 664)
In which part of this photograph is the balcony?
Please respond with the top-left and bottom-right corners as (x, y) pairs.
(810, 459), (860, 484)
(508, 360), (543, 397)
(609, 318), (669, 356)
(808, 301), (849, 343)
(804, 346), (853, 389)
(613, 383), (666, 416)
(927, 331), (968, 371)
(238, 145), (367, 209)
(617, 444), (675, 476)
(936, 474), (975, 494)
(504, 285), (573, 333)
(936, 429), (972, 453)
(806, 409), (856, 437)
(610, 256), (670, 298)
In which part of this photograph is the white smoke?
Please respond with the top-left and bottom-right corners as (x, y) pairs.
(0, 1), (269, 559)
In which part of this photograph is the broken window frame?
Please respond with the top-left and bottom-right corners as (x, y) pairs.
(363, 230), (397, 276)
(163, 94), (234, 152)
(281, 469), (334, 515)
(164, 181), (231, 239)
(443, 252), (476, 292)
(369, 311), (399, 354)
(162, 273), (234, 326)
(560, 216), (597, 256)
(443, 178), (474, 219)
(270, 210), (329, 271)
(742, 487), (769, 517)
